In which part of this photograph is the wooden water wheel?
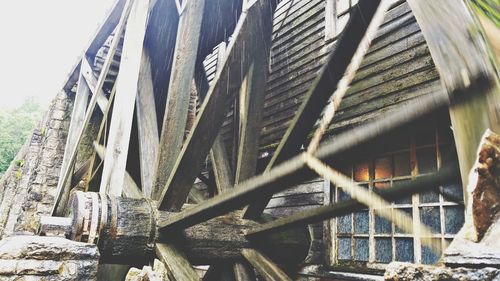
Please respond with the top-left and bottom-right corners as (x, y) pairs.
(40, 0), (499, 280)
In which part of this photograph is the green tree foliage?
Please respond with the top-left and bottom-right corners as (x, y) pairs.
(0, 98), (44, 177)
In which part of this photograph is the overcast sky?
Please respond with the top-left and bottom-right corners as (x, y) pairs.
(0, 0), (116, 110)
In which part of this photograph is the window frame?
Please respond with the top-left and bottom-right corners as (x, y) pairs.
(324, 126), (465, 270)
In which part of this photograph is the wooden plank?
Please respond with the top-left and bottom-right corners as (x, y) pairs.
(51, 0), (134, 216)
(62, 0), (127, 93)
(157, 0), (274, 211)
(243, 0), (382, 219)
(153, 0), (206, 200)
(94, 143), (142, 199)
(155, 243), (200, 281)
(234, 19), (272, 184)
(57, 72), (90, 209)
(210, 136), (234, 194)
(99, 0), (152, 196)
(407, 0), (500, 201)
(241, 249), (292, 281)
(135, 49), (159, 199)
(80, 57), (109, 113)
(157, 91), (450, 230)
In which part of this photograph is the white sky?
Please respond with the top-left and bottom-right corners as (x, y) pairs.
(0, 0), (116, 110)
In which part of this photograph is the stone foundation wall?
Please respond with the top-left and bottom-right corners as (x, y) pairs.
(0, 91), (72, 238)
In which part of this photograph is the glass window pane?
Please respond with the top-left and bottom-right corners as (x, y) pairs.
(375, 213), (392, 234)
(415, 129), (435, 146)
(442, 182), (463, 203)
(338, 214), (352, 234)
(354, 238), (369, 261)
(421, 239), (442, 264)
(420, 206), (441, 234)
(375, 156), (392, 179)
(338, 238), (351, 260)
(339, 189), (351, 201)
(374, 181), (390, 190)
(394, 151), (411, 176)
(354, 162), (369, 182)
(393, 179), (412, 204)
(395, 208), (413, 234)
(395, 238), (414, 262)
(354, 211), (369, 234)
(417, 148), (437, 174)
(375, 238), (392, 263)
(420, 189), (440, 203)
(444, 206), (464, 234)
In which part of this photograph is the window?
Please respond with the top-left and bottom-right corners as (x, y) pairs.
(326, 125), (465, 268)
(325, 0), (358, 41)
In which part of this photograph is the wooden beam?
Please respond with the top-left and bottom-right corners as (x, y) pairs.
(135, 49), (159, 199)
(51, 0), (134, 216)
(93, 143), (142, 199)
(406, 0), (500, 202)
(55, 67), (91, 214)
(210, 136), (234, 194)
(153, 0), (206, 201)
(157, 0), (274, 211)
(243, 0), (382, 219)
(99, 0), (152, 196)
(233, 261), (256, 281)
(157, 91), (450, 231)
(80, 57), (109, 113)
(241, 249), (292, 281)
(62, 0), (127, 93)
(155, 243), (200, 281)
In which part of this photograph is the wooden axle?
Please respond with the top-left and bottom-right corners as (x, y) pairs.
(39, 191), (309, 265)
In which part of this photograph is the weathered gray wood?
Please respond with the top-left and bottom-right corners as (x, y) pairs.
(153, 0), (206, 201)
(233, 261), (256, 281)
(51, 0), (134, 216)
(241, 249), (292, 281)
(157, 91), (450, 231)
(243, 0), (382, 219)
(157, 0), (274, 211)
(80, 57), (109, 112)
(210, 136), (234, 194)
(234, 21), (272, 184)
(100, 0), (152, 196)
(155, 243), (200, 281)
(407, 0), (500, 200)
(136, 49), (159, 199)
(94, 143), (142, 199)
(55, 68), (91, 215)
(62, 0), (127, 93)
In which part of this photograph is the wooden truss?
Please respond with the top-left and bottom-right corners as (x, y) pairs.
(48, 0), (499, 280)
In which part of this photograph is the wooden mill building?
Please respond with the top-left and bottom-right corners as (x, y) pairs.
(0, 0), (498, 280)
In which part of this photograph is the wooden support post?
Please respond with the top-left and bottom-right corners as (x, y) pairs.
(155, 243), (201, 281)
(210, 136), (234, 194)
(136, 50), (159, 199)
(100, 0), (152, 196)
(243, 0), (382, 219)
(153, 0), (206, 200)
(241, 249), (292, 281)
(407, 0), (500, 203)
(234, 34), (271, 184)
(94, 143), (142, 199)
(157, 0), (274, 211)
(51, 0), (134, 216)
(80, 57), (109, 113)
(55, 66), (91, 214)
